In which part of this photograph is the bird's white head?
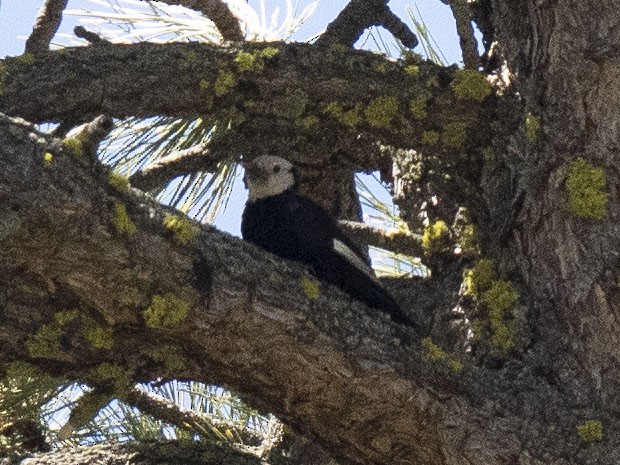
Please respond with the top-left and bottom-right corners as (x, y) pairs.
(244, 156), (296, 201)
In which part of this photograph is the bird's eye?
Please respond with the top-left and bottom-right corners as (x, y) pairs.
(273, 165), (281, 174)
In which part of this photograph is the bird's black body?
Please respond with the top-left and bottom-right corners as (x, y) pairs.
(242, 188), (414, 327)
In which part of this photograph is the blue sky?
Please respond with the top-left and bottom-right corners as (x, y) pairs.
(0, 1), (462, 59)
(0, 0), (463, 236)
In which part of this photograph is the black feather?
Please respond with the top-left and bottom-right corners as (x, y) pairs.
(242, 188), (416, 327)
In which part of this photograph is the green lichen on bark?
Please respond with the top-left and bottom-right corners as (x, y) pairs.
(16, 53), (35, 65)
(109, 171), (130, 192)
(450, 69), (492, 101)
(404, 64), (419, 76)
(365, 96), (398, 128)
(525, 113), (540, 141)
(95, 363), (132, 393)
(422, 131), (439, 145)
(143, 294), (189, 329)
(481, 280), (519, 351)
(180, 50), (197, 70)
(152, 346), (187, 373)
(577, 420), (603, 442)
(340, 105), (363, 127)
(421, 220), (450, 254)
(459, 224), (478, 256)
(464, 259), (494, 296)
(301, 277), (320, 301)
(62, 137), (84, 157)
(85, 326), (114, 350)
(214, 71), (237, 97)
(234, 47), (279, 73)
(27, 323), (65, 360)
(464, 260), (520, 351)
(54, 310), (79, 325)
(566, 158), (607, 219)
(422, 337), (463, 371)
(235, 51), (261, 72)
(323, 102), (362, 128)
(298, 115), (319, 128)
(442, 122), (467, 149)
(408, 96), (427, 120)
(43, 152), (54, 166)
(163, 213), (198, 246)
(112, 202), (137, 236)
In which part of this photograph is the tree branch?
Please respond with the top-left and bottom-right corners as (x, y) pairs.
(70, 115), (115, 154)
(440, 0), (479, 69)
(121, 387), (262, 445)
(2, 109), (618, 464)
(24, 0), (69, 56)
(0, 43), (480, 169)
(338, 220), (424, 258)
(10, 441), (263, 465)
(129, 142), (216, 192)
(316, 0), (418, 48)
(74, 26), (112, 46)
(150, 0), (244, 42)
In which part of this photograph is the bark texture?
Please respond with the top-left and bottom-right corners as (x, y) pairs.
(2, 441), (262, 465)
(1, 0), (620, 464)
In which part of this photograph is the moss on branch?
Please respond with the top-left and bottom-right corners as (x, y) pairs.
(0, 42), (487, 162)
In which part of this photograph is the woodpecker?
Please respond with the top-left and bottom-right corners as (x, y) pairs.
(241, 155), (416, 327)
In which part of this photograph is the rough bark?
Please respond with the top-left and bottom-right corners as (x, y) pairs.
(1, 0), (620, 464)
(2, 441), (262, 465)
(487, 0), (620, 426)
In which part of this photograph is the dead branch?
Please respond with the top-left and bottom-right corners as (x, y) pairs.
(24, 0), (69, 56)
(316, 0), (417, 48)
(338, 220), (424, 258)
(440, 0), (479, 68)
(74, 26), (112, 46)
(150, 0), (244, 42)
(121, 387), (263, 445)
(129, 142), (216, 192)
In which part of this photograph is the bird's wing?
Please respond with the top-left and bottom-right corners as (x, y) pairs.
(284, 193), (376, 278)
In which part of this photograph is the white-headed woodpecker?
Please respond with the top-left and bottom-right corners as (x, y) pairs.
(241, 156), (416, 327)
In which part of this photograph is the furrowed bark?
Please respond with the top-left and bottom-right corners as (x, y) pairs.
(2, 97), (619, 464)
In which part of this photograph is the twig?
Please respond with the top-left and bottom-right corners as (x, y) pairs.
(150, 0), (244, 42)
(338, 220), (424, 258)
(74, 26), (112, 45)
(120, 386), (262, 445)
(316, 0), (417, 49)
(440, 0), (479, 69)
(130, 142), (219, 192)
(25, 0), (69, 56)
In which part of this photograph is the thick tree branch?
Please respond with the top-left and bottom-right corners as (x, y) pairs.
(24, 0), (69, 56)
(2, 109), (619, 464)
(149, 0), (244, 42)
(0, 42), (486, 197)
(316, 0), (417, 48)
